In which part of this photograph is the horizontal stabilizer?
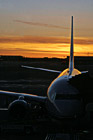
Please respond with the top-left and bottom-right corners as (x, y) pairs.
(21, 65), (61, 73)
(81, 71), (88, 74)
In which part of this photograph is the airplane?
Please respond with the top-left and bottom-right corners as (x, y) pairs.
(0, 16), (92, 132)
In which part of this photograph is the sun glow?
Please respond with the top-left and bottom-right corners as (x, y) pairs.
(0, 36), (93, 58)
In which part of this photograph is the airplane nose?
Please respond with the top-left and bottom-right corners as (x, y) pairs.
(54, 99), (83, 117)
(46, 96), (83, 118)
(47, 76), (83, 118)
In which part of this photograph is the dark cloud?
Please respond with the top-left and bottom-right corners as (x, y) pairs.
(14, 20), (93, 31)
(14, 20), (69, 30)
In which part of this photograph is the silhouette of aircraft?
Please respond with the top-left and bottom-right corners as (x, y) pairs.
(0, 17), (92, 129)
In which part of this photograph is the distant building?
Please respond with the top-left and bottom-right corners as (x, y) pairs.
(0, 56), (24, 61)
(67, 56), (93, 65)
(0, 55), (93, 65)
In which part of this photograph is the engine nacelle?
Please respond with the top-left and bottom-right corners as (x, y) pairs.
(8, 98), (28, 119)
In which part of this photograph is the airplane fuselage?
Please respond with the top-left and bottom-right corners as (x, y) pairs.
(46, 68), (83, 118)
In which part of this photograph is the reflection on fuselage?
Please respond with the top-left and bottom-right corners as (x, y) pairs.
(47, 68), (82, 118)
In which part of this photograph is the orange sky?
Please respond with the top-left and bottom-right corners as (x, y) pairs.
(0, 36), (93, 58)
(0, 0), (93, 58)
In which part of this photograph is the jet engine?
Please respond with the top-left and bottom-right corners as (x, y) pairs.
(8, 96), (28, 119)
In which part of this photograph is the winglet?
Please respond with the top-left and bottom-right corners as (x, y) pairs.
(69, 16), (74, 75)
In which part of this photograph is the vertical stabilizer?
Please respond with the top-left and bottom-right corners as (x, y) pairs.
(69, 16), (74, 75)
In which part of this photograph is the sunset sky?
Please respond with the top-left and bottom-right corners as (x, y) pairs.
(0, 0), (93, 58)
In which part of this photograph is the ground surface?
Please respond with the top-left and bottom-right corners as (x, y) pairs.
(0, 58), (93, 140)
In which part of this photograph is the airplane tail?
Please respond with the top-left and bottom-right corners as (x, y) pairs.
(69, 16), (74, 75)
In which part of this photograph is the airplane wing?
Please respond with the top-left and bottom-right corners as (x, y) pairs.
(21, 65), (61, 73)
(0, 90), (47, 103)
(0, 90), (48, 119)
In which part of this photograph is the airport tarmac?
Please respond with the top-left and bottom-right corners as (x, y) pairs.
(0, 132), (93, 140)
(0, 59), (93, 140)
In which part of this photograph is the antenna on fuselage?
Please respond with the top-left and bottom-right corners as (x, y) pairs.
(69, 16), (74, 76)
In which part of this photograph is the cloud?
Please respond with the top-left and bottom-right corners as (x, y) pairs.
(14, 20), (69, 30)
(1, 47), (93, 55)
(14, 20), (93, 31)
(0, 36), (93, 45)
